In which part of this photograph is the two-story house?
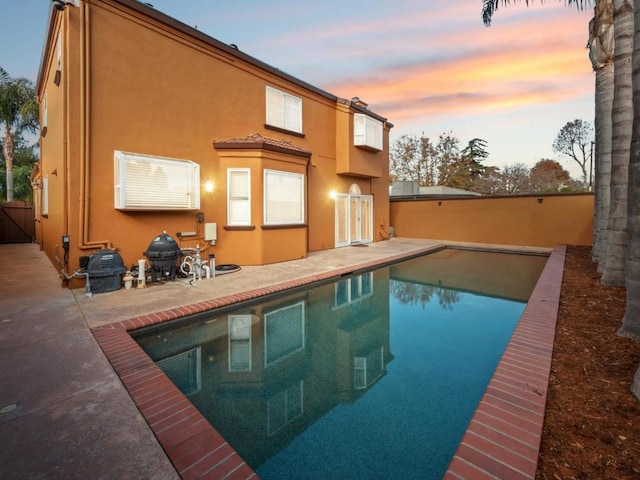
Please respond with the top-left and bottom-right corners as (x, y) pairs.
(35, 0), (392, 278)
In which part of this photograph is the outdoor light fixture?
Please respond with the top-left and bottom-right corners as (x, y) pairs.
(52, 0), (80, 11)
(329, 190), (337, 199)
(204, 181), (214, 193)
(537, 198), (544, 204)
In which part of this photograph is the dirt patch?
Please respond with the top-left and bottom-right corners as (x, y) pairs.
(536, 245), (640, 479)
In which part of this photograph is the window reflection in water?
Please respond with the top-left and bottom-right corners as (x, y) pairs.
(134, 250), (547, 479)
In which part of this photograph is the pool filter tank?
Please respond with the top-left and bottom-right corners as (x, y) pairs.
(144, 231), (182, 282)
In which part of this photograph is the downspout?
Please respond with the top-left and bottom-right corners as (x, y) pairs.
(78, 1), (112, 251)
(62, 14), (69, 266)
(306, 158), (310, 256)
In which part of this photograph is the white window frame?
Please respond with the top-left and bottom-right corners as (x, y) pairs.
(42, 91), (48, 131)
(334, 272), (374, 308)
(266, 86), (302, 134)
(156, 347), (202, 396)
(228, 315), (252, 372)
(354, 113), (383, 151)
(354, 347), (384, 390)
(264, 300), (305, 367)
(56, 31), (62, 72)
(114, 151), (200, 211)
(227, 168), (251, 226)
(267, 380), (303, 435)
(42, 175), (49, 216)
(263, 169), (305, 225)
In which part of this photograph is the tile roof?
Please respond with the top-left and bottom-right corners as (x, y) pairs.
(213, 133), (312, 158)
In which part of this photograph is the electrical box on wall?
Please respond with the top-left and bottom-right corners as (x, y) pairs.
(204, 223), (217, 243)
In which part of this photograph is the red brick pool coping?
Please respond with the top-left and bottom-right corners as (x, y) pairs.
(92, 244), (565, 480)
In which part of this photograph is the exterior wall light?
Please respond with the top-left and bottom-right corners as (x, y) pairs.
(329, 190), (337, 199)
(204, 181), (214, 193)
(52, 0), (80, 11)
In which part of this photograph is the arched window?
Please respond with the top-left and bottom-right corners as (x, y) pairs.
(348, 184), (361, 195)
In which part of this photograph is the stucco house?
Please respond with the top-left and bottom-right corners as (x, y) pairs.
(35, 0), (392, 280)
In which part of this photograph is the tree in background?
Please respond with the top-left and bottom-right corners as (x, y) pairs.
(389, 133), (437, 186)
(434, 132), (465, 188)
(529, 159), (571, 193)
(498, 163), (532, 194)
(552, 119), (594, 186)
(390, 132), (491, 189)
(0, 67), (39, 202)
(0, 135), (38, 202)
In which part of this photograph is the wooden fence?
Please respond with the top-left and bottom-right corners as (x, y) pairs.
(0, 201), (35, 243)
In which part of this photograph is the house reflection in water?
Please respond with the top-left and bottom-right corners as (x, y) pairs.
(134, 269), (393, 470)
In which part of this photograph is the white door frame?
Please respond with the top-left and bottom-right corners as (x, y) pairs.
(334, 187), (373, 247)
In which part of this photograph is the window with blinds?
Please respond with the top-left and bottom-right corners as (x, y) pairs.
(354, 113), (383, 151)
(114, 151), (200, 210)
(156, 347), (202, 396)
(228, 315), (252, 372)
(264, 169), (304, 225)
(42, 175), (49, 216)
(265, 301), (305, 366)
(227, 168), (251, 225)
(266, 86), (302, 134)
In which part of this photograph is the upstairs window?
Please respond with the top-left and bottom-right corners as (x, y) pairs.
(266, 86), (302, 134)
(227, 168), (251, 225)
(354, 113), (383, 151)
(54, 31), (62, 85)
(42, 175), (49, 216)
(41, 91), (48, 135)
(114, 151), (200, 210)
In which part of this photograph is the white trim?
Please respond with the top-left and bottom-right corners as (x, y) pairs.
(334, 193), (374, 246)
(227, 168), (251, 225)
(266, 86), (302, 134)
(114, 151), (200, 210)
(42, 175), (49, 216)
(228, 315), (252, 372)
(354, 113), (383, 150)
(263, 169), (305, 225)
(264, 300), (305, 367)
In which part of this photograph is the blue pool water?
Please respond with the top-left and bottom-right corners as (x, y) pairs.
(134, 249), (547, 479)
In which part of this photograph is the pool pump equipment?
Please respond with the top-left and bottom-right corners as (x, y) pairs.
(143, 231), (182, 282)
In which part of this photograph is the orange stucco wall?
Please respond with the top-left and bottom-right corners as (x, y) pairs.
(390, 193), (594, 248)
(36, 0), (391, 278)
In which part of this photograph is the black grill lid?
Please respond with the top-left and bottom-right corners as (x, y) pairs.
(144, 232), (181, 260)
(85, 249), (127, 277)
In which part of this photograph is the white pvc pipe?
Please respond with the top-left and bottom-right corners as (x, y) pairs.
(137, 259), (146, 288)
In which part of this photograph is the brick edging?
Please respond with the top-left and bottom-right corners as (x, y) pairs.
(91, 244), (443, 479)
(444, 244), (566, 480)
(92, 243), (562, 480)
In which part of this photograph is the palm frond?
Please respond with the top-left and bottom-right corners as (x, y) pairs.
(482, 1), (589, 27)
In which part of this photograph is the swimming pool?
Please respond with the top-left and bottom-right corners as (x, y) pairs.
(132, 249), (548, 479)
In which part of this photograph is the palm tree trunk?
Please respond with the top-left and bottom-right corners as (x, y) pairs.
(602, 0), (634, 286)
(2, 128), (14, 202)
(589, 0), (615, 266)
(623, 0), (640, 402)
(620, 0), (640, 340)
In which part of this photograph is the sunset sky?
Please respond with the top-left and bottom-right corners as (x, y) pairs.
(2, 0), (594, 178)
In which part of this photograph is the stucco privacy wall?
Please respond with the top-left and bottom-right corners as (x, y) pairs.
(36, 0), (391, 275)
(390, 193), (594, 247)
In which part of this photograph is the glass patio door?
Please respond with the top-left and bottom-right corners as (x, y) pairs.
(350, 196), (362, 244)
(334, 192), (373, 247)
